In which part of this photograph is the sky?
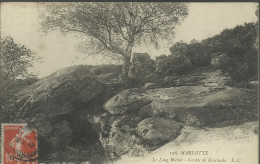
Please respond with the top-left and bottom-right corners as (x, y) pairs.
(1, 2), (258, 78)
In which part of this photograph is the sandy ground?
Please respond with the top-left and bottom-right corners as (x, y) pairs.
(113, 121), (258, 164)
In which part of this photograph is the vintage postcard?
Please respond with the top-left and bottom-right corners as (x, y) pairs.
(0, 2), (258, 164)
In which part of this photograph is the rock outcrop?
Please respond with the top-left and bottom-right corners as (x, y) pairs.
(151, 86), (257, 126)
(13, 65), (104, 163)
(15, 65), (102, 121)
(104, 86), (257, 126)
(11, 65), (258, 163)
(100, 70), (257, 161)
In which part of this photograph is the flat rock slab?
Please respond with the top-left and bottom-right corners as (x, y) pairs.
(151, 86), (257, 126)
(104, 86), (257, 126)
(15, 65), (102, 120)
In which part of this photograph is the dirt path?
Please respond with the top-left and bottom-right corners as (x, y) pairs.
(175, 66), (231, 87)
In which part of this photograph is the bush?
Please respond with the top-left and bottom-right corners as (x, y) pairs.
(155, 54), (193, 75)
(128, 53), (155, 83)
(184, 22), (258, 83)
(155, 55), (168, 73)
(209, 23), (257, 82)
(0, 77), (39, 123)
(211, 50), (257, 82)
(169, 42), (188, 55)
(169, 41), (211, 67)
(185, 43), (212, 66)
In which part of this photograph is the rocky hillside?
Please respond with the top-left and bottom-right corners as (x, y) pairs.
(6, 65), (258, 164)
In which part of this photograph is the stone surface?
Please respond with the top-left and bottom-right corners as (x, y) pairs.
(138, 104), (153, 119)
(97, 73), (119, 84)
(150, 86), (257, 126)
(105, 85), (257, 126)
(13, 65), (104, 163)
(137, 118), (182, 145)
(15, 65), (102, 120)
(103, 88), (153, 114)
(202, 70), (231, 87)
(100, 66), (257, 161)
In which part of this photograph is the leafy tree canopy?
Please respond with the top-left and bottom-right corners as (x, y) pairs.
(1, 36), (41, 81)
(39, 2), (189, 81)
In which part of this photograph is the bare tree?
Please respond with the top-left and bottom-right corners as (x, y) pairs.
(39, 2), (189, 81)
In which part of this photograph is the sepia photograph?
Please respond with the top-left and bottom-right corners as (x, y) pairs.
(0, 2), (259, 164)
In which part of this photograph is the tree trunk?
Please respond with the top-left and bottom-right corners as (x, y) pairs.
(121, 38), (134, 84)
(121, 55), (131, 82)
(120, 40), (134, 84)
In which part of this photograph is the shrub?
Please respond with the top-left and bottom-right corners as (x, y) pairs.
(186, 22), (258, 83)
(0, 77), (39, 123)
(169, 42), (188, 55)
(155, 55), (168, 73)
(211, 50), (257, 82)
(209, 23), (257, 82)
(128, 53), (155, 83)
(170, 41), (211, 67)
(185, 43), (212, 66)
(155, 54), (193, 75)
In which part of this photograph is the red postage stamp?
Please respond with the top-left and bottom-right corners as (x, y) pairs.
(1, 124), (38, 164)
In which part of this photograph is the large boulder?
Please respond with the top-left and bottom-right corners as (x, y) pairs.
(15, 65), (102, 120)
(13, 65), (103, 163)
(103, 88), (153, 114)
(137, 118), (182, 145)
